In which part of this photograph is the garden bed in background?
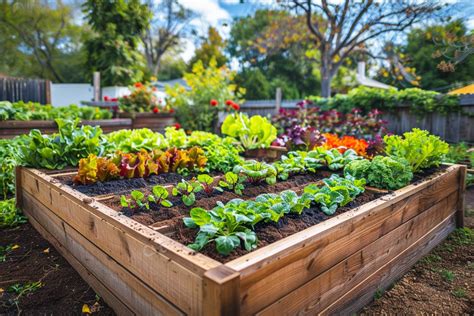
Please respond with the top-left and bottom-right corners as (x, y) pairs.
(16, 164), (465, 315)
(0, 119), (132, 139)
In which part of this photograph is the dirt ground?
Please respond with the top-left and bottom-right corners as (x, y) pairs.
(0, 188), (473, 315)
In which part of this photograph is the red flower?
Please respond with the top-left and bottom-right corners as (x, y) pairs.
(225, 100), (233, 106)
(134, 82), (143, 88)
(104, 96), (109, 101)
(111, 97), (118, 102)
(210, 99), (218, 107)
(152, 107), (159, 113)
(232, 103), (240, 111)
(169, 108), (175, 113)
(174, 123), (181, 129)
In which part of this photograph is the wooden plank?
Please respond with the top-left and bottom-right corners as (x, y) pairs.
(203, 266), (241, 316)
(227, 166), (459, 314)
(19, 168), (221, 315)
(23, 191), (183, 315)
(257, 192), (458, 315)
(457, 165), (467, 227)
(323, 213), (456, 315)
(25, 204), (134, 316)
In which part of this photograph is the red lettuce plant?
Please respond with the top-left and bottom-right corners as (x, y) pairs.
(273, 125), (326, 151)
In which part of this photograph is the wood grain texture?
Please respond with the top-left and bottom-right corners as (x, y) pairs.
(203, 266), (241, 316)
(257, 192), (458, 315)
(19, 167), (220, 315)
(323, 214), (457, 315)
(22, 191), (184, 315)
(229, 166), (460, 315)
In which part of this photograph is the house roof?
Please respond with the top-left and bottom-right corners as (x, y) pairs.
(448, 84), (474, 95)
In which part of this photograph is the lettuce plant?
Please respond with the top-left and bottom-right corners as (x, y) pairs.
(218, 172), (246, 195)
(384, 128), (449, 173)
(304, 174), (365, 215)
(221, 113), (277, 149)
(197, 174), (223, 195)
(233, 160), (277, 185)
(344, 156), (413, 190)
(172, 179), (203, 206)
(148, 185), (173, 207)
(120, 190), (149, 210)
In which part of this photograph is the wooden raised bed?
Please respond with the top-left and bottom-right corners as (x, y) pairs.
(16, 164), (466, 315)
(119, 112), (175, 132)
(243, 146), (288, 162)
(0, 119), (132, 138)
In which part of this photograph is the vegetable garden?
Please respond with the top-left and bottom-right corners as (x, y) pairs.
(2, 107), (467, 314)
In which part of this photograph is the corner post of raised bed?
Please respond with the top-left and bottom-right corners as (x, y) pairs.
(15, 166), (23, 209)
(456, 164), (467, 228)
(202, 265), (240, 316)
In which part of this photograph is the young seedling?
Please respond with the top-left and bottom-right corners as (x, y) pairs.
(233, 160), (277, 185)
(148, 185), (173, 208)
(120, 190), (149, 210)
(197, 174), (222, 195)
(218, 172), (246, 195)
(172, 179), (202, 206)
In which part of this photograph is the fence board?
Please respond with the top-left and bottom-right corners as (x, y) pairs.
(0, 77), (51, 104)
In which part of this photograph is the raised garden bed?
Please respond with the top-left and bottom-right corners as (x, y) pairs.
(16, 164), (466, 315)
(118, 112), (175, 133)
(243, 145), (287, 162)
(0, 119), (132, 138)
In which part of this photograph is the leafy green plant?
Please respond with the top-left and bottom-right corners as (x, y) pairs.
(19, 118), (106, 170)
(218, 172), (246, 195)
(148, 185), (173, 208)
(221, 113), (277, 149)
(0, 199), (26, 228)
(304, 174), (366, 215)
(344, 156), (413, 190)
(233, 160), (277, 184)
(274, 151), (308, 180)
(120, 190), (149, 210)
(184, 207), (257, 256)
(384, 128), (449, 173)
(197, 174), (223, 195)
(172, 179), (202, 206)
(106, 128), (168, 152)
(0, 138), (22, 199)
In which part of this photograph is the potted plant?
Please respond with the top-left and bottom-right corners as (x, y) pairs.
(118, 80), (175, 132)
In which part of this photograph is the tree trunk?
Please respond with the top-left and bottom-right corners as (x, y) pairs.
(320, 65), (332, 98)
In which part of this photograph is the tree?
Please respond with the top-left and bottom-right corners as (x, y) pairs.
(82, 0), (151, 86)
(188, 26), (228, 70)
(285, 0), (442, 97)
(0, 0), (85, 82)
(227, 10), (320, 99)
(377, 20), (474, 90)
(142, 0), (193, 76)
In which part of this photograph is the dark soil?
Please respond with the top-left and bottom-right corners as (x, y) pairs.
(172, 191), (381, 263)
(102, 173), (324, 228)
(0, 224), (114, 315)
(59, 173), (184, 196)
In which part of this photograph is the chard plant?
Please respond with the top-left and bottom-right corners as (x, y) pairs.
(172, 179), (202, 206)
(148, 185), (173, 208)
(197, 174), (223, 195)
(233, 160), (277, 185)
(218, 172), (246, 195)
(120, 190), (149, 210)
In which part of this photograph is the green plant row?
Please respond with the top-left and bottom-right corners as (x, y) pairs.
(308, 87), (460, 116)
(184, 174), (366, 256)
(0, 101), (112, 121)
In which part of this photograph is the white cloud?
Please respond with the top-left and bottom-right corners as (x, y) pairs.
(178, 0), (231, 26)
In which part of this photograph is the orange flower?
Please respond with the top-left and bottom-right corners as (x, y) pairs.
(134, 82), (143, 88)
(322, 133), (368, 156)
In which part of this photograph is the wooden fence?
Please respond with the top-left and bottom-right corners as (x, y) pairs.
(241, 95), (474, 143)
(0, 77), (51, 104)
